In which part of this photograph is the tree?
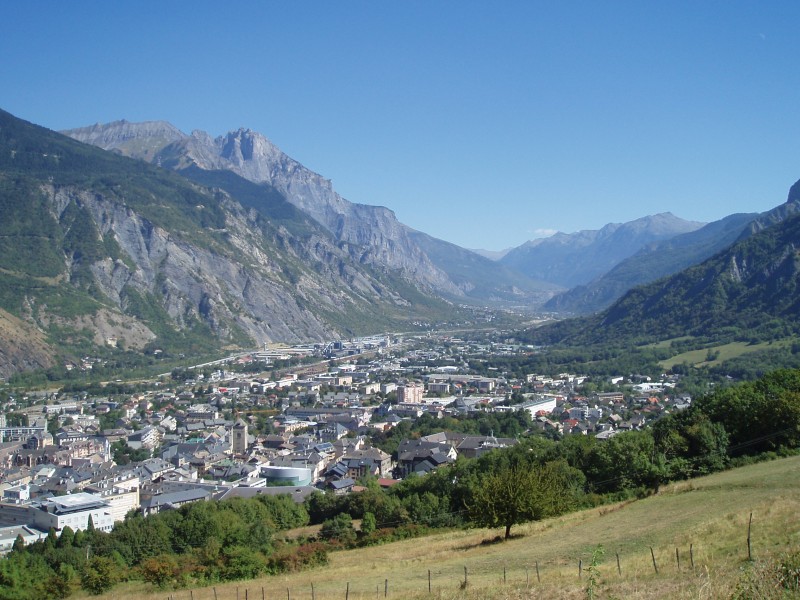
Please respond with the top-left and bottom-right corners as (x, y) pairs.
(319, 513), (357, 546)
(360, 512), (377, 535)
(140, 554), (178, 589)
(81, 556), (117, 595)
(468, 461), (576, 539)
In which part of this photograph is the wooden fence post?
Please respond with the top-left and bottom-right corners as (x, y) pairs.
(578, 558), (582, 579)
(503, 565), (506, 584)
(384, 578), (388, 597)
(428, 569), (431, 593)
(311, 582), (315, 600)
(690, 543), (695, 570)
(650, 546), (659, 574)
(535, 561), (540, 583)
(616, 552), (621, 576)
(213, 587), (218, 600)
(464, 566), (468, 588)
(346, 581), (349, 600)
(676, 547), (680, 571)
(747, 512), (753, 561)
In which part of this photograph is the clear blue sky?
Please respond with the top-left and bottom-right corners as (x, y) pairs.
(2, 2), (799, 250)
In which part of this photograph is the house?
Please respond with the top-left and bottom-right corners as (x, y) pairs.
(396, 439), (457, 478)
(328, 477), (355, 496)
(140, 488), (212, 516)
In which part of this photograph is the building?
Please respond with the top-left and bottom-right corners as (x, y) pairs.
(397, 383), (424, 404)
(32, 492), (114, 533)
(231, 418), (248, 455)
(0, 525), (47, 555)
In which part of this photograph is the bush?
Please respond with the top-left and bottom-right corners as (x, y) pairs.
(319, 513), (356, 546)
(140, 554), (179, 589)
(81, 556), (118, 595)
(266, 542), (328, 574)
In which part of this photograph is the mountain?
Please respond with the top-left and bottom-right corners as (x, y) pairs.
(545, 212), (759, 315)
(527, 182), (800, 347)
(0, 109), (460, 377)
(64, 121), (462, 295)
(499, 213), (705, 288)
(406, 231), (561, 304)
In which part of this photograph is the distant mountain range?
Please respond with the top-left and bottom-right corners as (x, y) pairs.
(0, 109), (468, 376)
(526, 181), (800, 347)
(499, 213), (705, 289)
(64, 120), (555, 305)
(2, 105), (797, 377)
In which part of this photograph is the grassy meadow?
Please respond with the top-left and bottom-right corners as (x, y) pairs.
(658, 338), (795, 370)
(80, 454), (800, 600)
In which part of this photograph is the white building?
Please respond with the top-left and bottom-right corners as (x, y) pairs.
(32, 493), (114, 533)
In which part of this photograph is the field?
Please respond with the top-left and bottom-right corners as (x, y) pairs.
(657, 338), (795, 370)
(82, 455), (800, 600)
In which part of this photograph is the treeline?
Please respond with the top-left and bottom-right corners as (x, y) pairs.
(4, 369), (800, 597)
(0, 494), (314, 599)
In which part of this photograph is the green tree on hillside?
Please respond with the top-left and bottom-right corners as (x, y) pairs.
(468, 460), (576, 539)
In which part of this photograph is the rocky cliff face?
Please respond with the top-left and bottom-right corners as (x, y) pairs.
(65, 123), (460, 295)
(0, 108), (460, 376)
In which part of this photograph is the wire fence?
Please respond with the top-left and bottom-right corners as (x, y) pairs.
(145, 529), (753, 600)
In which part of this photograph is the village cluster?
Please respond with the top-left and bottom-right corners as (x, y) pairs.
(0, 333), (691, 552)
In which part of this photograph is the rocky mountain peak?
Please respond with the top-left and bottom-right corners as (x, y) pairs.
(65, 120), (185, 157)
(63, 118), (460, 295)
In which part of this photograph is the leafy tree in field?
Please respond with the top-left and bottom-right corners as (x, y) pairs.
(468, 460), (577, 539)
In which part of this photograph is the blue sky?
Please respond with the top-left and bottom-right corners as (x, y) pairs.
(2, 2), (799, 250)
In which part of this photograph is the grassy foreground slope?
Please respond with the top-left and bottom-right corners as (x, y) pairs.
(87, 455), (800, 600)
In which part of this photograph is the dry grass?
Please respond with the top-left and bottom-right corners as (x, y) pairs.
(79, 455), (800, 600)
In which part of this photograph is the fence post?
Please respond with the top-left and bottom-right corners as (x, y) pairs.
(535, 560), (540, 583)
(526, 565), (529, 587)
(616, 552), (621, 576)
(428, 569), (431, 593)
(503, 565), (506, 584)
(676, 547), (680, 571)
(464, 566), (468, 588)
(650, 546), (659, 574)
(690, 543), (695, 570)
(346, 581), (350, 600)
(578, 558), (582, 579)
(214, 587), (218, 600)
(311, 582), (315, 600)
(747, 512), (753, 561)
(385, 578), (388, 597)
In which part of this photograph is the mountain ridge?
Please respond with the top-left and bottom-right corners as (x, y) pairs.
(0, 108), (459, 377)
(500, 213), (705, 288)
(525, 181), (800, 347)
(65, 121), (462, 295)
